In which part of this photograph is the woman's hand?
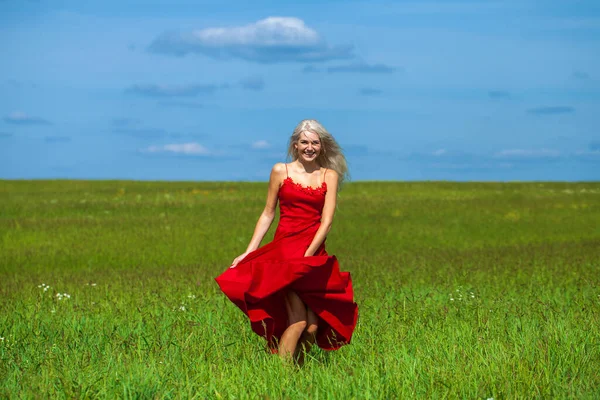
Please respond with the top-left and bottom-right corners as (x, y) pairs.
(230, 252), (250, 268)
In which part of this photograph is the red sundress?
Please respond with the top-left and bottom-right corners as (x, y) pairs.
(215, 168), (358, 352)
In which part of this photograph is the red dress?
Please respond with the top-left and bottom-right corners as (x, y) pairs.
(215, 169), (358, 352)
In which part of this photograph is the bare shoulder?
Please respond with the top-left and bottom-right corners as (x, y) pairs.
(272, 162), (287, 174)
(269, 163), (287, 185)
(324, 168), (339, 181)
(324, 168), (339, 190)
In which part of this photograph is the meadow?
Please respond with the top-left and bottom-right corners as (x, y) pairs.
(1, 179), (599, 399)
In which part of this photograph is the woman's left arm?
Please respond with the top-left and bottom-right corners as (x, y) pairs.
(304, 170), (339, 257)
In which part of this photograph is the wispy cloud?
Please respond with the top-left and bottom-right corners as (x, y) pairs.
(527, 106), (575, 115)
(327, 62), (397, 74)
(573, 150), (600, 160)
(426, 162), (513, 171)
(125, 83), (224, 97)
(239, 76), (265, 91)
(494, 148), (561, 159)
(572, 142), (600, 162)
(141, 143), (211, 155)
(407, 150), (481, 163)
(359, 88), (383, 96)
(251, 140), (271, 149)
(488, 90), (511, 99)
(148, 17), (354, 63)
(407, 148), (575, 169)
(3, 111), (51, 125)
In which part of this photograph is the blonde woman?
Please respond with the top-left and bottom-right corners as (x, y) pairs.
(215, 119), (358, 363)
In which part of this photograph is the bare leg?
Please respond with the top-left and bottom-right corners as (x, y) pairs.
(295, 306), (318, 366)
(279, 291), (307, 362)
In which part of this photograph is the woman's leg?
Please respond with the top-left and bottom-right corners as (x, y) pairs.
(295, 307), (318, 365)
(279, 291), (307, 361)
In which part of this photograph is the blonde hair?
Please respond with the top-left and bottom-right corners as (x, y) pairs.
(287, 119), (349, 190)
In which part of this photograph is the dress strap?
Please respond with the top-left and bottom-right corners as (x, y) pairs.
(320, 168), (327, 186)
(285, 163), (289, 178)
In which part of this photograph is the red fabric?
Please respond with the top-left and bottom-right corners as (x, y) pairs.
(215, 176), (358, 351)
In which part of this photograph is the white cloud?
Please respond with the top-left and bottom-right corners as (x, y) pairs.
(198, 17), (319, 46)
(142, 143), (211, 155)
(4, 111), (51, 125)
(148, 17), (354, 63)
(494, 149), (561, 158)
(252, 140), (271, 149)
(573, 150), (600, 161)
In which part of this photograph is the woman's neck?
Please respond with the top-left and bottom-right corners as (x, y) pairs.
(293, 159), (321, 173)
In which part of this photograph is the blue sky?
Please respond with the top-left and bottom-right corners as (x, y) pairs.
(1, 0), (599, 181)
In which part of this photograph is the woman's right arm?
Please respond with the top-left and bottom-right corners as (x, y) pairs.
(230, 163), (285, 268)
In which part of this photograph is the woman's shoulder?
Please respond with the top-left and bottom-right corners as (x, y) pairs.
(271, 162), (287, 174)
(323, 167), (338, 179)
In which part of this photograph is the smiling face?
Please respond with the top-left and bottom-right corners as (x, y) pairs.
(294, 131), (322, 163)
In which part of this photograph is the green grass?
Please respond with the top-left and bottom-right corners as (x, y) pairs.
(1, 180), (599, 398)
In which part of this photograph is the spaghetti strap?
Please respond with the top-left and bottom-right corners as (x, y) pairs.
(318, 168), (327, 187)
(285, 163), (289, 178)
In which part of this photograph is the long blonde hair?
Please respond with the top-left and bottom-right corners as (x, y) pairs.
(287, 119), (349, 190)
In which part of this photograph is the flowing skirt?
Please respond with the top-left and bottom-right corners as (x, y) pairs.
(215, 230), (358, 351)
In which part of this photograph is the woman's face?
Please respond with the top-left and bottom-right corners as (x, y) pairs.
(295, 131), (321, 162)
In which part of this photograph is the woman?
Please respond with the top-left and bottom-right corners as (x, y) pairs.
(215, 119), (358, 363)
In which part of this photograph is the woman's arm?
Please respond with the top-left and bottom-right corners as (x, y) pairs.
(304, 170), (339, 257)
(230, 163), (285, 267)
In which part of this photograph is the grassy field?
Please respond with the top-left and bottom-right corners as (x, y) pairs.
(1, 180), (599, 399)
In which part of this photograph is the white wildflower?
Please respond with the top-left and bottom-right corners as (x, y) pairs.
(56, 293), (70, 301)
(187, 294), (196, 299)
(179, 305), (186, 312)
(38, 283), (51, 292)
